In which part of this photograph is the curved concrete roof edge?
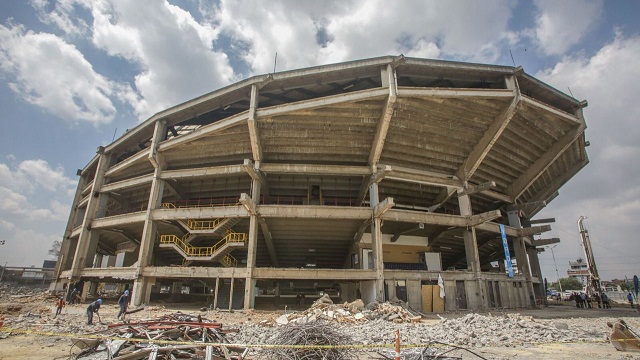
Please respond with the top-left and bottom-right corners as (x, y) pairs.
(103, 55), (581, 155)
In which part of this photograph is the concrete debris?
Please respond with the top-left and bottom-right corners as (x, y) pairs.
(75, 312), (246, 359)
(263, 299), (421, 326)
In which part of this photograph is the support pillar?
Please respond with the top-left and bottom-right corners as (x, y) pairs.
(244, 166), (261, 309)
(94, 254), (103, 268)
(369, 182), (385, 302)
(229, 277), (235, 311)
(458, 193), (485, 310)
(171, 281), (182, 302)
(528, 247), (545, 302)
(132, 121), (167, 306)
(107, 255), (116, 267)
(70, 149), (111, 280)
(51, 172), (88, 290)
(507, 209), (536, 307)
(213, 277), (220, 309)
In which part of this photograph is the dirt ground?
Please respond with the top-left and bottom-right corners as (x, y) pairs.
(1, 292), (640, 359)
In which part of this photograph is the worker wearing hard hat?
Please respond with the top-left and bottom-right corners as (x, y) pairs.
(86, 298), (102, 325)
(117, 290), (130, 320)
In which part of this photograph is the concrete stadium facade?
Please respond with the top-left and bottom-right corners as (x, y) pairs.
(52, 55), (589, 312)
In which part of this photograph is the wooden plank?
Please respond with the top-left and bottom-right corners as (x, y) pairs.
(422, 285), (433, 313)
(433, 285), (445, 312)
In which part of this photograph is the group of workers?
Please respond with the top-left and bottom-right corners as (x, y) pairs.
(570, 291), (611, 309)
(54, 288), (130, 325)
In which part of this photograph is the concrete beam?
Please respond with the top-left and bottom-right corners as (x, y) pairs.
(529, 218), (555, 225)
(374, 197), (394, 218)
(143, 266), (248, 279)
(456, 181), (497, 197)
(357, 165), (392, 205)
(522, 96), (581, 125)
(92, 212), (147, 229)
(161, 164), (246, 180)
(509, 122), (586, 200)
(101, 174), (153, 193)
(256, 88), (388, 117)
(396, 88), (515, 99)
(105, 149), (150, 178)
(258, 205), (371, 220)
(152, 205), (248, 220)
(163, 179), (187, 199)
(239, 193), (257, 216)
(428, 187), (457, 212)
(385, 165), (461, 188)
(257, 218), (279, 267)
(518, 225), (552, 237)
(77, 267), (137, 280)
(252, 268), (377, 280)
(468, 210), (502, 226)
(381, 209), (467, 228)
(369, 64), (398, 165)
(242, 159), (269, 199)
(158, 112), (249, 152)
(532, 237), (560, 247)
(260, 163), (371, 176)
(247, 85), (262, 162)
(456, 94), (519, 182)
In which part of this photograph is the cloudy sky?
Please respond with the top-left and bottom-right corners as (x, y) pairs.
(0, 0), (638, 283)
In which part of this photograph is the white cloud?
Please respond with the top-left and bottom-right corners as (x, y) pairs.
(30, 0), (91, 37)
(0, 228), (61, 267)
(0, 22), (135, 124)
(84, 0), (234, 120)
(532, 0), (604, 56)
(213, 0), (516, 74)
(535, 34), (640, 279)
(0, 219), (15, 231)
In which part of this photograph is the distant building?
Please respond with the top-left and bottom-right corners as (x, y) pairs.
(567, 258), (589, 285)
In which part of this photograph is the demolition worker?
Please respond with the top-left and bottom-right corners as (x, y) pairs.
(117, 290), (130, 320)
(54, 296), (65, 318)
(86, 298), (102, 325)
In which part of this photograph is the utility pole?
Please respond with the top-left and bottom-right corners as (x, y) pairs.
(577, 216), (602, 295)
(548, 245), (563, 294)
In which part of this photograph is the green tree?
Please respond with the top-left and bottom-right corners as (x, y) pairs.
(48, 239), (61, 259)
(550, 277), (583, 291)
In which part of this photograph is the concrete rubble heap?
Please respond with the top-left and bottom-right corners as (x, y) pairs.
(265, 296), (421, 326)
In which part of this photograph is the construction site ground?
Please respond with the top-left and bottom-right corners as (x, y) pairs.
(1, 284), (639, 359)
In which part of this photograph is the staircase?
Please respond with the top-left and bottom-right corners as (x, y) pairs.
(159, 230), (248, 266)
(159, 203), (247, 267)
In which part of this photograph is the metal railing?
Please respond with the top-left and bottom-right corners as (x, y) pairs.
(187, 218), (225, 230)
(159, 230), (247, 265)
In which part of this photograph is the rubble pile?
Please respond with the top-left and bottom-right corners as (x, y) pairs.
(264, 296), (421, 326)
(257, 321), (356, 360)
(348, 313), (607, 348)
(74, 312), (247, 359)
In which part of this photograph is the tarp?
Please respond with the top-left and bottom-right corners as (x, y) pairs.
(438, 274), (445, 298)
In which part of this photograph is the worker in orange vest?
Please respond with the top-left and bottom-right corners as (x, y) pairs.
(54, 297), (65, 318)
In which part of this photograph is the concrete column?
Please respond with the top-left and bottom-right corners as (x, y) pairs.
(369, 182), (385, 302)
(94, 254), (103, 268)
(70, 150), (111, 279)
(51, 173), (89, 290)
(229, 277), (235, 311)
(132, 121), (167, 306)
(213, 277), (220, 309)
(507, 209), (536, 307)
(171, 281), (182, 302)
(244, 174), (261, 309)
(107, 255), (116, 267)
(528, 247), (545, 302)
(458, 194), (481, 272)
